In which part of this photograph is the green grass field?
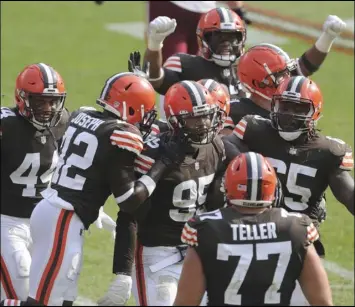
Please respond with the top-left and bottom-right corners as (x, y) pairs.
(1, 1), (354, 305)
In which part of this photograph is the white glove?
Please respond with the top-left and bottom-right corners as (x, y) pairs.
(322, 15), (346, 38)
(97, 274), (132, 306)
(94, 207), (116, 240)
(147, 16), (177, 51)
(316, 15), (346, 53)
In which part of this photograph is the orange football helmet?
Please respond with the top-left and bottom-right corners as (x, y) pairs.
(198, 79), (230, 128)
(15, 63), (66, 130)
(271, 76), (323, 141)
(196, 7), (246, 67)
(237, 43), (297, 101)
(164, 80), (219, 144)
(96, 72), (157, 139)
(225, 152), (277, 207)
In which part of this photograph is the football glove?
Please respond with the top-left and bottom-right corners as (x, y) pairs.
(97, 274), (132, 306)
(128, 51), (149, 79)
(94, 207), (116, 240)
(322, 15), (346, 38)
(316, 15), (346, 53)
(147, 16), (177, 51)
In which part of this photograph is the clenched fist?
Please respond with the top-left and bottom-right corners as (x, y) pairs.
(147, 16), (177, 51)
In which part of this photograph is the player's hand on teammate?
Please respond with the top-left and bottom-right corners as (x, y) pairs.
(97, 274), (132, 306)
(94, 207), (116, 240)
(322, 15), (346, 38)
(147, 16), (177, 51)
(159, 132), (188, 166)
(128, 51), (149, 79)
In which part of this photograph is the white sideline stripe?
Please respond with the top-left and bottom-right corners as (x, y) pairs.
(322, 259), (354, 281)
(247, 12), (354, 49)
(105, 22), (289, 45)
(75, 296), (97, 306)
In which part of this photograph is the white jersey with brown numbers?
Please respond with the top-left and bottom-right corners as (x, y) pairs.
(182, 207), (320, 306)
(134, 132), (226, 247)
(47, 107), (144, 229)
(233, 115), (354, 220)
(159, 53), (246, 101)
(1, 107), (69, 218)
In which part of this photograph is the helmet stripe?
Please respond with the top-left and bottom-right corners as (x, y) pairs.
(216, 7), (227, 23)
(287, 76), (305, 93)
(181, 81), (205, 106)
(37, 63), (58, 89)
(255, 153), (263, 200)
(245, 152), (263, 201)
(100, 72), (132, 101)
(201, 79), (217, 92)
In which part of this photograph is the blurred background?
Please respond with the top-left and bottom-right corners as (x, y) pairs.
(1, 1), (354, 305)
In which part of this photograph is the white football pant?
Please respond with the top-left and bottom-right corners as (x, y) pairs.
(28, 199), (84, 306)
(1, 215), (32, 301)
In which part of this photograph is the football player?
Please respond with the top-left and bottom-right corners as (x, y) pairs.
(174, 152), (332, 306)
(1, 63), (69, 305)
(141, 8), (346, 117)
(23, 73), (183, 306)
(98, 81), (230, 306)
(223, 76), (354, 255)
(97, 78), (232, 306)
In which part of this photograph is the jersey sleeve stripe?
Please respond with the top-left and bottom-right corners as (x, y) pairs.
(164, 66), (182, 73)
(112, 130), (143, 143)
(340, 154), (354, 170)
(164, 60), (181, 67)
(111, 141), (143, 156)
(151, 124), (160, 135)
(307, 223), (319, 243)
(233, 119), (247, 139)
(136, 154), (155, 165)
(134, 166), (148, 174)
(223, 117), (235, 129)
(134, 160), (152, 173)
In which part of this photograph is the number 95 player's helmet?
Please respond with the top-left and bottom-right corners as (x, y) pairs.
(164, 81), (220, 145)
(15, 63), (66, 130)
(224, 152), (277, 207)
(96, 72), (157, 140)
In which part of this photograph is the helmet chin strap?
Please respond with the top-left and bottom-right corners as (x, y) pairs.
(278, 129), (303, 141)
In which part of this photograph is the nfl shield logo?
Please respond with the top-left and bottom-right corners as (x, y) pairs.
(289, 147), (297, 155)
(195, 162), (200, 170)
(41, 136), (47, 144)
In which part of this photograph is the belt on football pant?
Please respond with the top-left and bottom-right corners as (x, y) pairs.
(149, 245), (188, 273)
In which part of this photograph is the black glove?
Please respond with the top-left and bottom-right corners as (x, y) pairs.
(158, 133), (188, 167)
(234, 7), (252, 25)
(128, 51), (149, 79)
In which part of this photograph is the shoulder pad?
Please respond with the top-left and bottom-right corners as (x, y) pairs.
(163, 53), (185, 73)
(0, 107), (17, 121)
(325, 136), (354, 171)
(109, 120), (143, 156)
(233, 115), (270, 141)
